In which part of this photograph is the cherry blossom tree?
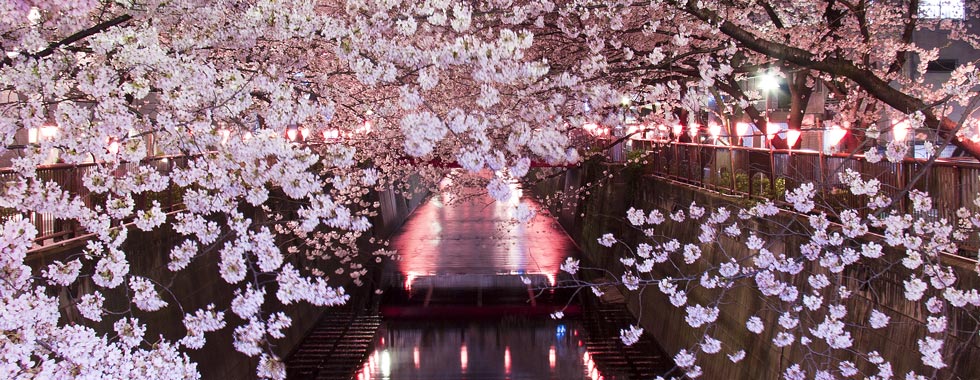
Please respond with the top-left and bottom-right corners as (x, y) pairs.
(1, 0), (980, 379)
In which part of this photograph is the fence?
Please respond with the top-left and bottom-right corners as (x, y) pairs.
(0, 155), (186, 247)
(630, 139), (980, 254)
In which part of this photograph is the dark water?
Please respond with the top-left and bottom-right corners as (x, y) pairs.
(350, 183), (670, 380)
(352, 318), (600, 380)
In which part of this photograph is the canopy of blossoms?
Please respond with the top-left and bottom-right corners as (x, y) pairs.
(1, 1), (979, 379)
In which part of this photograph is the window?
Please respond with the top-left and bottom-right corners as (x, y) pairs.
(918, 0), (965, 19)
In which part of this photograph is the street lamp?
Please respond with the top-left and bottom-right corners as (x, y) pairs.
(758, 71), (780, 92)
(758, 70), (781, 148)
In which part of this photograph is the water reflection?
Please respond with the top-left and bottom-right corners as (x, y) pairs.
(393, 184), (570, 292)
(368, 184), (621, 380)
(354, 318), (609, 380)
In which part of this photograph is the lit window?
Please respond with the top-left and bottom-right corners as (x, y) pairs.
(919, 0), (965, 19)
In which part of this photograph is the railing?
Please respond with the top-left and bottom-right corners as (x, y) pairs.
(629, 139), (980, 254)
(0, 155), (187, 248)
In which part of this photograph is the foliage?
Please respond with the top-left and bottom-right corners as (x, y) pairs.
(0, 1), (979, 379)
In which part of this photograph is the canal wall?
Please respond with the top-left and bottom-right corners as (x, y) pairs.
(531, 163), (980, 379)
(26, 179), (428, 379)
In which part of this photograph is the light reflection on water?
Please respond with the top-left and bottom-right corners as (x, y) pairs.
(393, 185), (568, 293)
(354, 319), (609, 380)
(368, 184), (614, 379)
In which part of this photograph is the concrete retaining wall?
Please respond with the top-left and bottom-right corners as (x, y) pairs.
(531, 164), (980, 379)
(27, 178), (428, 379)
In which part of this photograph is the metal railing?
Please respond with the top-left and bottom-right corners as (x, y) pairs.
(0, 155), (187, 247)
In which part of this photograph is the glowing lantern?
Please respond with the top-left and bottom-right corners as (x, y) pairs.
(766, 123), (780, 140)
(286, 128), (298, 141)
(827, 124), (847, 146)
(107, 138), (120, 155)
(218, 129), (230, 145)
(299, 127), (311, 140)
(687, 123), (699, 139)
(40, 125), (58, 139)
(892, 119), (909, 141)
(708, 122), (721, 141)
(735, 122), (750, 138)
(323, 129), (339, 140)
(786, 129), (801, 148)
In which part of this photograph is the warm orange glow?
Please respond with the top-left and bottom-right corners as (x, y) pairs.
(505, 347), (511, 373)
(708, 122), (721, 140)
(892, 119), (910, 141)
(786, 129), (801, 148)
(323, 129), (339, 140)
(687, 123), (699, 138)
(40, 125), (58, 139)
(766, 123), (780, 140)
(735, 122), (750, 137)
(672, 124), (683, 139)
(827, 124), (847, 146)
(548, 346), (556, 369)
(460, 345), (468, 371)
(627, 124), (640, 140)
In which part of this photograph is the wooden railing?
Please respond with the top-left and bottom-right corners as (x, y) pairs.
(0, 155), (187, 247)
(7, 140), (980, 253)
(629, 139), (980, 254)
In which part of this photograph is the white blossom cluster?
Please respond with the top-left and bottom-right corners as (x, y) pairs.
(598, 171), (980, 378)
(3, 0), (980, 378)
